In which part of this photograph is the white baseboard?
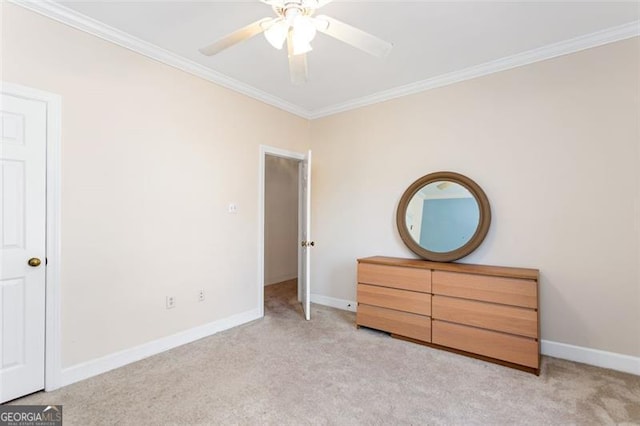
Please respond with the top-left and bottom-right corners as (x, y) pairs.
(541, 340), (639, 376)
(310, 293), (357, 312)
(60, 308), (262, 387)
(56, 299), (639, 387)
(310, 295), (639, 376)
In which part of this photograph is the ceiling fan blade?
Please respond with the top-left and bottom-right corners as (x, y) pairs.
(287, 33), (308, 85)
(199, 18), (273, 56)
(314, 15), (392, 58)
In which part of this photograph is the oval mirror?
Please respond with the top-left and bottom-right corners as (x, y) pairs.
(396, 171), (491, 262)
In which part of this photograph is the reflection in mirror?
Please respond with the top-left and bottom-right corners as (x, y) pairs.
(397, 171), (490, 262)
(405, 181), (480, 253)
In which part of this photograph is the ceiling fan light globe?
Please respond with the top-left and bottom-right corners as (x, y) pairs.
(294, 16), (317, 43)
(264, 20), (289, 49)
(311, 17), (329, 32)
(292, 40), (312, 55)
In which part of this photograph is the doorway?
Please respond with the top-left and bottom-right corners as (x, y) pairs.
(258, 146), (311, 320)
(264, 155), (300, 314)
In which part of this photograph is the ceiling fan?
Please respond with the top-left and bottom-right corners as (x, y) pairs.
(198, 0), (393, 84)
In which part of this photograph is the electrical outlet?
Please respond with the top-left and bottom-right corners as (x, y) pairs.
(198, 290), (205, 302)
(166, 296), (175, 309)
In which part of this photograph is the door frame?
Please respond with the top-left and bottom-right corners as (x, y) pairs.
(2, 82), (62, 392)
(257, 145), (305, 317)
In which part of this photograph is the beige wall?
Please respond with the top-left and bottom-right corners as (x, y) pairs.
(1, 4), (310, 367)
(264, 156), (299, 285)
(2, 2), (639, 369)
(310, 38), (640, 357)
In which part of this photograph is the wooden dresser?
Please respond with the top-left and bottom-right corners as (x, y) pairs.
(356, 256), (540, 374)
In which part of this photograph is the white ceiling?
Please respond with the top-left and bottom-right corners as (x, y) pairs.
(30, 1), (640, 117)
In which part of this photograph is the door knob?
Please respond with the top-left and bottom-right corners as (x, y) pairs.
(28, 257), (42, 267)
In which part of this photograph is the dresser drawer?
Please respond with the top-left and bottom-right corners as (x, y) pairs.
(358, 284), (431, 316)
(358, 263), (431, 293)
(432, 271), (537, 308)
(357, 304), (431, 342)
(432, 295), (537, 338)
(432, 320), (539, 368)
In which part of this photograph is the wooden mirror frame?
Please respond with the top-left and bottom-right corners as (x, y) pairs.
(396, 171), (491, 262)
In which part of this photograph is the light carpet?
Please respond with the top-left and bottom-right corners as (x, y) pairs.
(9, 281), (640, 425)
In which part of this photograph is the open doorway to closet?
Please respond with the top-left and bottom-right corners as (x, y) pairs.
(264, 154), (300, 316)
(259, 146), (312, 321)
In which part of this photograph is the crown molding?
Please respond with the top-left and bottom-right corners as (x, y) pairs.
(10, 0), (314, 119)
(309, 20), (640, 119)
(10, 1), (639, 121)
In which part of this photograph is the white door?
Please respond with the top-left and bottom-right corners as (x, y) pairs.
(299, 150), (312, 320)
(0, 93), (47, 403)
